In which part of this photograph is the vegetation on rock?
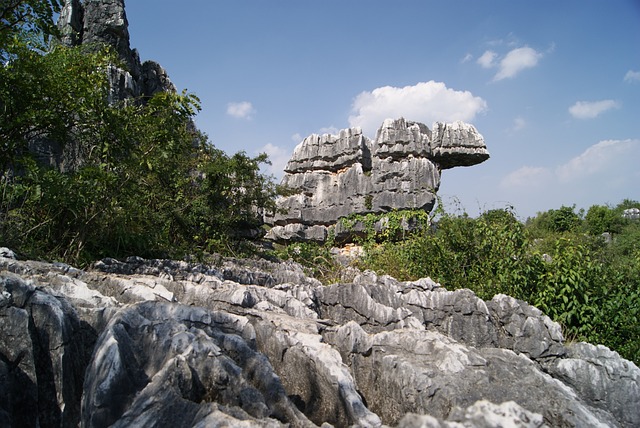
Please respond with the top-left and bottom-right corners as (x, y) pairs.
(284, 200), (640, 364)
(0, 5), (277, 264)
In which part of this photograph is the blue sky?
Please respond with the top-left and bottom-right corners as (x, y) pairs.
(126, 0), (640, 219)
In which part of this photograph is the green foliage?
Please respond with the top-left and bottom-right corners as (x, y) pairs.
(0, 43), (116, 171)
(584, 204), (623, 235)
(0, 0), (62, 60)
(360, 207), (542, 299)
(351, 204), (640, 364)
(530, 237), (602, 336)
(274, 242), (343, 284)
(614, 199), (640, 212)
(364, 195), (373, 210)
(1, 41), (278, 264)
(339, 209), (430, 243)
(527, 205), (583, 236)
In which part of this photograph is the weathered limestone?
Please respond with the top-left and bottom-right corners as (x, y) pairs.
(267, 118), (489, 243)
(57, 0), (176, 101)
(2, 254), (638, 427)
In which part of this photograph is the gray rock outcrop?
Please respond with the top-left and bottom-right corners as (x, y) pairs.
(2, 253), (638, 427)
(267, 118), (489, 243)
(623, 208), (640, 220)
(57, 0), (175, 102)
(27, 0), (179, 172)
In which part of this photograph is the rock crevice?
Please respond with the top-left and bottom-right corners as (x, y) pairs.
(2, 253), (638, 427)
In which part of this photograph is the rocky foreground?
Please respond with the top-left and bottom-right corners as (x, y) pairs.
(1, 252), (638, 427)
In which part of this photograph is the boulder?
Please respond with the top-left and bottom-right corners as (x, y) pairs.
(0, 273), (90, 427)
(81, 301), (313, 428)
(267, 118), (489, 243)
(1, 254), (638, 427)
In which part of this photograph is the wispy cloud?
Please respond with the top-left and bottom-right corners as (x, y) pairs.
(318, 126), (340, 136)
(501, 166), (552, 189)
(477, 51), (497, 68)
(472, 44), (544, 81)
(258, 143), (291, 180)
(501, 139), (640, 195)
(511, 116), (526, 132)
(348, 81), (487, 137)
(461, 53), (473, 63)
(498, 139), (640, 217)
(226, 101), (256, 119)
(494, 46), (543, 81)
(556, 139), (639, 182)
(568, 100), (619, 119)
(624, 70), (640, 83)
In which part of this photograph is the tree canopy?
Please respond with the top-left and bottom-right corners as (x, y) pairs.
(1, 2), (278, 264)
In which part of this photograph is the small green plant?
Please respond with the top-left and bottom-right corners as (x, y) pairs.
(339, 209), (430, 244)
(274, 242), (344, 284)
(364, 195), (373, 210)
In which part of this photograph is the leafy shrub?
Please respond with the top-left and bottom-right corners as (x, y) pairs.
(1, 33), (278, 264)
(354, 204), (640, 364)
(584, 204), (623, 235)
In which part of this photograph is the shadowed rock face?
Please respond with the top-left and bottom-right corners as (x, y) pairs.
(266, 118), (489, 243)
(1, 253), (638, 427)
(57, 0), (175, 101)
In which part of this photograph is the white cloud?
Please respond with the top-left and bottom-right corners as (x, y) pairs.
(477, 50), (497, 68)
(291, 133), (303, 143)
(500, 166), (552, 189)
(348, 81), (487, 137)
(556, 139), (639, 182)
(494, 46), (542, 81)
(568, 100), (619, 119)
(318, 126), (339, 136)
(258, 143), (291, 180)
(511, 116), (526, 132)
(624, 70), (640, 83)
(226, 101), (256, 119)
(461, 53), (473, 63)
(497, 139), (640, 217)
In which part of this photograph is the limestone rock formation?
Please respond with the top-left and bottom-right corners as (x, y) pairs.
(2, 253), (638, 427)
(57, 0), (176, 101)
(623, 208), (640, 220)
(29, 0), (179, 172)
(267, 118), (489, 243)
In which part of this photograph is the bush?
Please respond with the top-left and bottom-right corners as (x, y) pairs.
(352, 204), (640, 364)
(1, 42), (278, 265)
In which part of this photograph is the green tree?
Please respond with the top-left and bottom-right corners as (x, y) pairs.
(527, 205), (583, 237)
(1, 33), (278, 263)
(1, 0), (61, 59)
(584, 204), (622, 235)
(0, 42), (116, 172)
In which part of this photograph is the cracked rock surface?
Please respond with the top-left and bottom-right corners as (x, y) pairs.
(1, 254), (638, 427)
(266, 118), (490, 243)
